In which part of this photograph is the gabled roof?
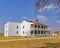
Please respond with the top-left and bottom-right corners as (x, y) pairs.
(25, 20), (49, 27)
(25, 20), (34, 23)
(54, 31), (60, 33)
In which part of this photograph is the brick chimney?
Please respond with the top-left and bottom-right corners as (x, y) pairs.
(34, 20), (39, 24)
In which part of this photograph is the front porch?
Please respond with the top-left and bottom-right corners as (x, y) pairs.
(30, 30), (50, 36)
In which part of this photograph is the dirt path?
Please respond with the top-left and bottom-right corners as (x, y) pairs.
(0, 37), (52, 42)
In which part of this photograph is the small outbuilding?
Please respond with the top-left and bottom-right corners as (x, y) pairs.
(52, 31), (60, 35)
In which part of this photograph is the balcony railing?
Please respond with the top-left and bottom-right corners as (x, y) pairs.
(30, 28), (50, 31)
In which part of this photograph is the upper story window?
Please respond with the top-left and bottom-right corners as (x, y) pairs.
(6, 25), (7, 28)
(31, 24), (33, 27)
(44, 26), (45, 29)
(38, 31), (40, 34)
(31, 24), (33, 26)
(23, 26), (24, 29)
(35, 25), (37, 28)
(38, 25), (40, 28)
(17, 26), (18, 29)
(41, 25), (43, 29)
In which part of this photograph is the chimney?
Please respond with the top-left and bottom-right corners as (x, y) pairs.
(34, 20), (39, 24)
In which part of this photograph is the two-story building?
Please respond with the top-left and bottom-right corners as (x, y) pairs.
(4, 20), (50, 36)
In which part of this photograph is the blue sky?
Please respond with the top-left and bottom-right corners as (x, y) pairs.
(0, 0), (60, 33)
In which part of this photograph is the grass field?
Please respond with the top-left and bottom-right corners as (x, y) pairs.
(0, 34), (60, 48)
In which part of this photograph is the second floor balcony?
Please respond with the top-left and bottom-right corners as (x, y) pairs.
(30, 24), (50, 31)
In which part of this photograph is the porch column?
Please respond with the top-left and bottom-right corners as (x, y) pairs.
(33, 24), (34, 36)
(40, 31), (41, 36)
(33, 30), (34, 36)
(43, 25), (45, 35)
(40, 25), (41, 36)
(46, 27), (48, 35)
(37, 25), (38, 35)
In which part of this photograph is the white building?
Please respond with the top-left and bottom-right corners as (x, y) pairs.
(4, 20), (50, 36)
(52, 31), (60, 36)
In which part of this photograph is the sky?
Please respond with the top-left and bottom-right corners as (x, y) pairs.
(0, 0), (60, 33)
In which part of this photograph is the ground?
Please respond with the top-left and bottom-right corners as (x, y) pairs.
(0, 34), (60, 48)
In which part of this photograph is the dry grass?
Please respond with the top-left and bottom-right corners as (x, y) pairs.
(0, 34), (27, 40)
(0, 35), (60, 48)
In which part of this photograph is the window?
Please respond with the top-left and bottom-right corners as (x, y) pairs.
(6, 31), (7, 34)
(47, 31), (50, 34)
(17, 26), (18, 29)
(49, 32), (50, 34)
(31, 24), (33, 27)
(44, 31), (46, 34)
(41, 31), (43, 34)
(23, 26), (24, 29)
(38, 31), (40, 34)
(16, 31), (18, 34)
(35, 30), (37, 34)
(44, 26), (45, 29)
(35, 25), (37, 28)
(31, 30), (33, 35)
(31, 24), (33, 26)
(41, 25), (43, 29)
(38, 25), (40, 28)
(23, 31), (24, 34)
(6, 25), (7, 28)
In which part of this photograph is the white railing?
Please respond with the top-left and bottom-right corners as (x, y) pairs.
(31, 28), (50, 31)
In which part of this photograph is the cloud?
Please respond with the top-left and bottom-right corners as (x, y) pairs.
(44, 4), (58, 11)
(37, 15), (48, 21)
(23, 16), (27, 20)
(38, 4), (58, 12)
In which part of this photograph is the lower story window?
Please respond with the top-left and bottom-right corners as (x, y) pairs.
(23, 31), (24, 34)
(35, 30), (37, 34)
(31, 30), (33, 35)
(41, 31), (43, 34)
(38, 31), (40, 34)
(6, 31), (7, 34)
(16, 31), (18, 34)
(44, 31), (46, 34)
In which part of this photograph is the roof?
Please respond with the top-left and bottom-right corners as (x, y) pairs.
(25, 20), (49, 27)
(52, 31), (60, 34)
(25, 20), (34, 23)
(6, 22), (21, 25)
(55, 31), (60, 33)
